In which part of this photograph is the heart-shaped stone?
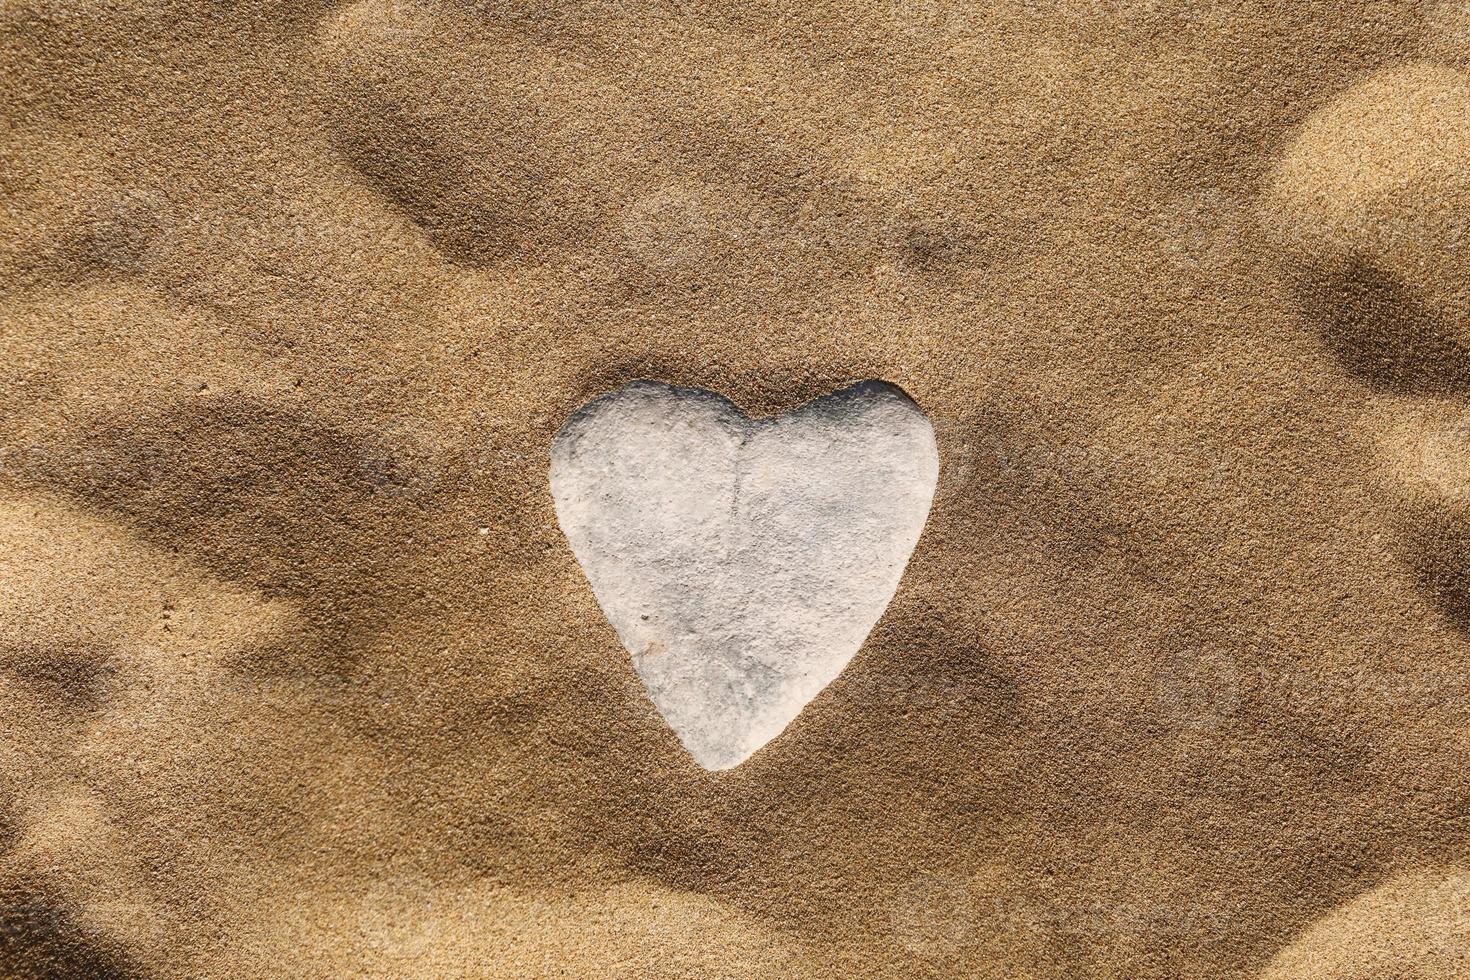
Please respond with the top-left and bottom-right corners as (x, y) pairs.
(550, 380), (938, 770)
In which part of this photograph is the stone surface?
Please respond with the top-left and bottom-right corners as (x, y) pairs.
(550, 380), (939, 770)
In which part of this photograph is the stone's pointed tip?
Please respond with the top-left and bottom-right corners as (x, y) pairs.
(682, 734), (764, 771)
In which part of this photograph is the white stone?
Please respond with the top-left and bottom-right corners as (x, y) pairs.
(550, 380), (938, 770)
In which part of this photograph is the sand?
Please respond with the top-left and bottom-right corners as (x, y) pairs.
(2, 1), (1469, 977)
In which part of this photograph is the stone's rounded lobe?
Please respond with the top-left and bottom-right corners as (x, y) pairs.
(549, 380), (939, 771)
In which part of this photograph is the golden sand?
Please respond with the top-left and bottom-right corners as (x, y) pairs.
(3, 1), (1470, 976)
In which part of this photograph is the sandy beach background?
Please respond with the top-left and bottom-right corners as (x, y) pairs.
(3, 1), (1470, 976)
